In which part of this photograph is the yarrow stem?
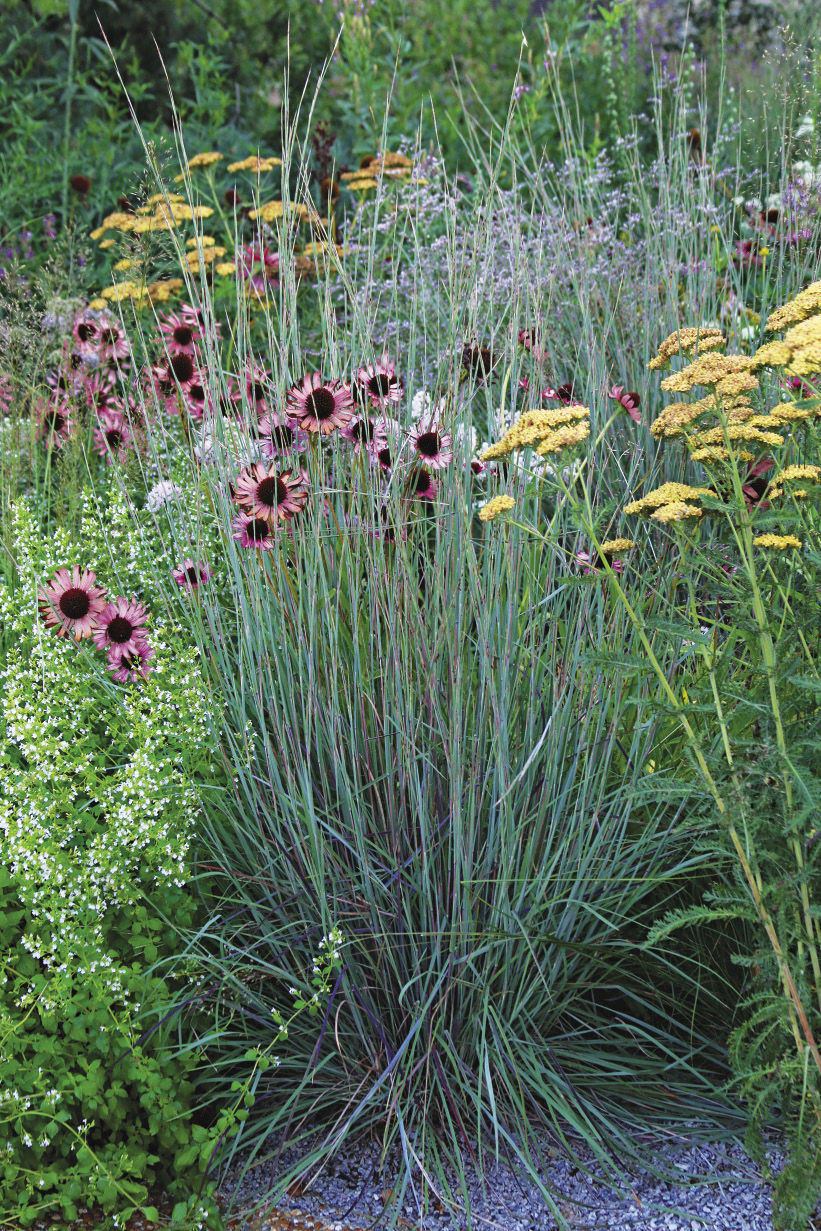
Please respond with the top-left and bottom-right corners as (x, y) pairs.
(536, 466), (821, 1078)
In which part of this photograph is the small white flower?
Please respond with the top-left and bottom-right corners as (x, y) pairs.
(145, 480), (183, 512)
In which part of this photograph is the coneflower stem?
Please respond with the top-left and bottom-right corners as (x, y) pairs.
(61, 0), (80, 228)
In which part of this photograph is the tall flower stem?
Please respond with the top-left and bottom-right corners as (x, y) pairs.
(541, 470), (821, 1076)
(61, 0), (81, 227)
(720, 426), (821, 1014)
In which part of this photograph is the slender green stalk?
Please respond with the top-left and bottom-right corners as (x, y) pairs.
(60, 0), (80, 227)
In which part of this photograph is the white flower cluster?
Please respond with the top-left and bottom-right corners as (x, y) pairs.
(0, 501), (214, 1020)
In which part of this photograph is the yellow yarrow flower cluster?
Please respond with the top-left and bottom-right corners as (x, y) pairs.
(186, 151), (223, 169)
(599, 538), (635, 554)
(535, 422), (590, 454)
(690, 446), (754, 463)
(753, 534), (802, 549)
(767, 404), (815, 424)
(776, 464), (820, 483)
(100, 280), (146, 303)
(650, 394), (753, 439)
(780, 315), (821, 378)
(650, 502), (703, 524)
(749, 340), (793, 370)
(693, 423), (785, 447)
(647, 327), (726, 370)
(301, 241), (348, 272)
(227, 155), (281, 173)
(714, 371), (760, 396)
(478, 494), (516, 522)
(341, 151), (416, 192)
(145, 277), (184, 303)
(94, 210), (137, 235)
(249, 200), (320, 225)
(650, 402), (704, 438)
(660, 353), (755, 393)
(623, 482), (714, 516)
(146, 192), (185, 206)
(186, 245), (227, 273)
(751, 314), (821, 377)
(481, 407), (590, 460)
(127, 202), (214, 235)
(768, 463), (821, 500)
(765, 281), (821, 331)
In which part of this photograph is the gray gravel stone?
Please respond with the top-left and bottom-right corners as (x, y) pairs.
(216, 1126), (821, 1230)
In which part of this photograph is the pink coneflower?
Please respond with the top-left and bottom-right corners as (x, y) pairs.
(741, 457), (774, 511)
(173, 559), (211, 588)
(404, 468), (437, 501)
(575, 551), (625, 576)
(166, 351), (196, 386)
(92, 409), (132, 465)
(232, 512), (281, 550)
(608, 385), (641, 423)
(159, 311), (200, 357)
(106, 641), (154, 685)
(376, 444), (393, 471)
(48, 350), (87, 394)
(144, 363), (181, 415)
(92, 596), (150, 660)
(544, 381), (576, 405)
(340, 413), (389, 455)
(355, 353), (403, 405)
(180, 302), (222, 342)
(732, 238), (763, 270)
(35, 395), (76, 448)
(183, 369), (209, 422)
(369, 502), (406, 544)
(149, 355), (195, 415)
(781, 374), (818, 398)
(517, 327), (546, 361)
(409, 419), (453, 469)
(287, 372), (354, 435)
(237, 240), (280, 296)
(38, 566), (107, 639)
(72, 311), (100, 354)
(96, 316), (130, 364)
(244, 361), (272, 416)
(196, 375), (240, 421)
(81, 370), (118, 416)
(258, 410), (308, 459)
(233, 461), (309, 522)
(70, 174), (91, 197)
(519, 374), (564, 401)
(461, 343), (497, 380)
(0, 373), (12, 416)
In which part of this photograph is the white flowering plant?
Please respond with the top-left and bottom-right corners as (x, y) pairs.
(0, 499), (224, 1226)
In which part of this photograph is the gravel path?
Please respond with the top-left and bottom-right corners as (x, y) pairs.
(216, 1128), (818, 1231)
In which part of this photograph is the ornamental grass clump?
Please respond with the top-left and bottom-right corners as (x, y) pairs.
(92, 94), (764, 1231)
